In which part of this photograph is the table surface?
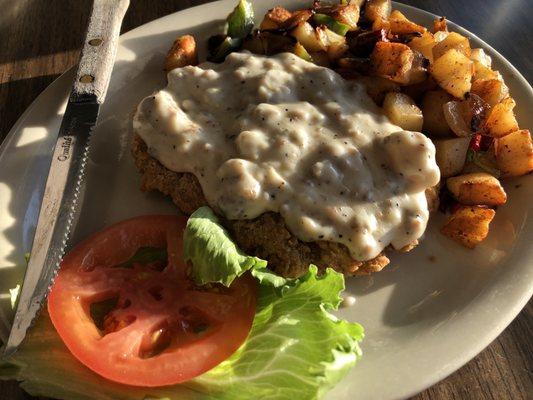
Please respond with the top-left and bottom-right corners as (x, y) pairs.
(0, 0), (531, 399)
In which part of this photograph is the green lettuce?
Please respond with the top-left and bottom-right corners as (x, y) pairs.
(184, 206), (267, 287)
(1, 208), (363, 400)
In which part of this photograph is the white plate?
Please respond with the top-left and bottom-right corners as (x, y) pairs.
(0, 1), (531, 399)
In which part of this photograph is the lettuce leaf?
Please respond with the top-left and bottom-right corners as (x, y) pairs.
(1, 208), (363, 400)
(183, 206), (267, 287)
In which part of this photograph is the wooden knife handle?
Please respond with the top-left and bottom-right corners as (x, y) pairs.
(71, 0), (130, 104)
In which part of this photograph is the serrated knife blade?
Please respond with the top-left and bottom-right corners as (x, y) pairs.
(4, 0), (129, 356)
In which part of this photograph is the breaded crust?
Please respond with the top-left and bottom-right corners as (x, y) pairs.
(132, 134), (392, 277)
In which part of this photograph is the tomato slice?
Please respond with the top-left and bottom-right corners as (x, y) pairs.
(47, 215), (256, 387)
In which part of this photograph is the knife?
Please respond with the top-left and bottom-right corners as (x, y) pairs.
(3, 0), (130, 356)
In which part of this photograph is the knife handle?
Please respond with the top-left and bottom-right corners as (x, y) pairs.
(71, 0), (130, 104)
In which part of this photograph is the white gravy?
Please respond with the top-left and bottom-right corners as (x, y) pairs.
(133, 52), (440, 260)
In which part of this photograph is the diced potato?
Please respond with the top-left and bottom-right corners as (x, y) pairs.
(482, 97), (518, 138)
(382, 92), (423, 131)
(495, 129), (533, 177)
(471, 78), (509, 107)
(441, 206), (495, 248)
(422, 89), (454, 136)
(433, 17), (447, 33)
(260, 7), (292, 30)
(365, 0), (391, 23)
(446, 172), (507, 206)
(426, 184), (441, 212)
(433, 30), (449, 43)
(164, 35), (198, 71)
(290, 22), (327, 52)
(473, 61), (498, 81)
(284, 9), (314, 29)
(323, 27), (349, 61)
(387, 10), (426, 35)
(430, 49), (473, 98)
(370, 41), (414, 85)
(329, 3), (361, 30)
(434, 137), (470, 177)
(357, 76), (400, 105)
(470, 48), (492, 68)
(408, 31), (436, 63)
(432, 32), (471, 60)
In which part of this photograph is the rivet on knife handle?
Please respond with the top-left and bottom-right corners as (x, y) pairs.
(72, 0), (130, 104)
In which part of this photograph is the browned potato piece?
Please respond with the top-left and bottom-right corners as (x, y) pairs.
(370, 41), (414, 85)
(421, 89), (454, 136)
(441, 206), (495, 248)
(471, 79), (509, 107)
(357, 76), (400, 105)
(481, 97), (519, 138)
(365, 0), (391, 23)
(382, 92), (423, 131)
(260, 7), (292, 30)
(470, 48), (492, 68)
(434, 137), (470, 178)
(426, 184), (441, 212)
(329, 3), (361, 30)
(387, 10), (426, 35)
(323, 27), (349, 61)
(495, 129), (533, 177)
(164, 35), (198, 71)
(430, 49), (473, 98)
(472, 61), (498, 81)
(433, 17), (447, 33)
(446, 172), (507, 206)
(408, 31), (435, 63)
(291, 22), (328, 52)
(432, 32), (471, 60)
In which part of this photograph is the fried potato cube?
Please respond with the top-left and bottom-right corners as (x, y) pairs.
(164, 35), (198, 71)
(470, 48), (492, 68)
(291, 22), (327, 52)
(481, 97), (518, 138)
(471, 78), (509, 107)
(433, 17), (447, 33)
(441, 206), (495, 248)
(472, 61), (498, 81)
(430, 49), (473, 98)
(422, 89), (454, 136)
(408, 31), (436, 63)
(446, 172), (507, 206)
(260, 6), (292, 30)
(370, 41), (414, 84)
(357, 76), (400, 105)
(382, 92), (423, 131)
(323, 27), (349, 61)
(330, 3), (361, 30)
(495, 129), (533, 177)
(365, 0), (391, 23)
(432, 32), (471, 60)
(434, 137), (470, 178)
(387, 10), (426, 35)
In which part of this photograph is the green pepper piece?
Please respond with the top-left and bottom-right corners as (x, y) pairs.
(208, 36), (243, 62)
(293, 42), (314, 63)
(226, 0), (255, 39)
(313, 13), (351, 36)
